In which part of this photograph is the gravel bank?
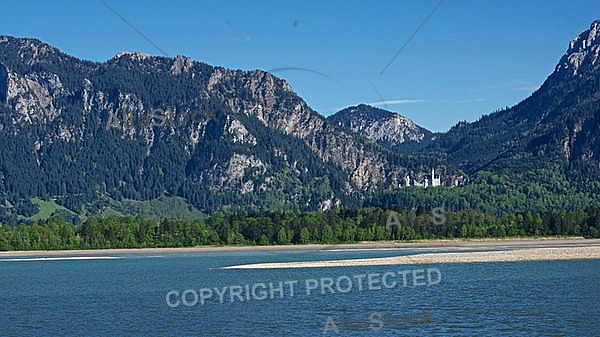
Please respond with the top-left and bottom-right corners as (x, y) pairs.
(222, 246), (600, 269)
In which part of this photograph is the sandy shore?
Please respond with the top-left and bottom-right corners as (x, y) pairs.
(222, 246), (600, 269)
(0, 237), (598, 258)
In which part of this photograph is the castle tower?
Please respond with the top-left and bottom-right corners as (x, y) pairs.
(431, 168), (441, 187)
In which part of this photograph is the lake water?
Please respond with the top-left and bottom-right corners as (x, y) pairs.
(1, 247), (599, 336)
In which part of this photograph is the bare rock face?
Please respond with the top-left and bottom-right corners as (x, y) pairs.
(114, 51), (152, 62)
(227, 117), (257, 145)
(5, 70), (64, 123)
(170, 55), (194, 76)
(203, 68), (403, 191)
(554, 20), (600, 78)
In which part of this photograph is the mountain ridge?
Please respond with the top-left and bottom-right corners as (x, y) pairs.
(0, 34), (449, 222)
(0, 20), (599, 224)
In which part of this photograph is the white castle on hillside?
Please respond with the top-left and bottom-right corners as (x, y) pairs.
(403, 168), (441, 188)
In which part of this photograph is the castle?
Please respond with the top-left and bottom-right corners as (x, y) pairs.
(403, 168), (441, 188)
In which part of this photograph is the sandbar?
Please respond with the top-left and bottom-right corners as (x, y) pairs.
(222, 245), (600, 269)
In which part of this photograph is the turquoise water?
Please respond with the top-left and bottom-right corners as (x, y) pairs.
(1, 248), (599, 336)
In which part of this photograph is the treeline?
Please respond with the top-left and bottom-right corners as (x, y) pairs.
(1, 206), (599, 251)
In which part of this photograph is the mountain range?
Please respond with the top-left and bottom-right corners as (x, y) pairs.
(0, 21), (599, 224)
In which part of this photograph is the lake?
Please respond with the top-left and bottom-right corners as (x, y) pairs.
(1, 248), (599, 336)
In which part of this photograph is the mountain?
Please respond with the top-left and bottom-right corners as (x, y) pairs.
(412, 20), (600, 184)
(0, 36), (451, 223)
(327, 104), (433, 153)
(330, 21), (600, 213)
(1, 20), (599, 224)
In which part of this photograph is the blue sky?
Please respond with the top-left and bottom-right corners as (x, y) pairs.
(3, 0), (599, 131)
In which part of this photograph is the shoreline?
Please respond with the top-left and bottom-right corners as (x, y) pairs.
(0, 237), (598, 257)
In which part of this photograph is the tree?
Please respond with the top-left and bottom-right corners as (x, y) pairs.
(299, 227), (311, 244)
(277, 226), (290, 244)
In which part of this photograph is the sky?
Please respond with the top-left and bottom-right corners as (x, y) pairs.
(2, 0), (599, 132)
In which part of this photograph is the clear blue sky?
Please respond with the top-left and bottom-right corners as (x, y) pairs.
(3, 0), (599, 131)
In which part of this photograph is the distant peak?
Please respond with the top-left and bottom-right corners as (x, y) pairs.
(327, 104), (430, 145)
(341, 104), (399, 119)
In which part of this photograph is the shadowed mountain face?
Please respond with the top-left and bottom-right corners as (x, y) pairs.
(0, 20), (599, 219)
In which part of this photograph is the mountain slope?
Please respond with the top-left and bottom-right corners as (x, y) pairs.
(423, 20), (600, 185)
